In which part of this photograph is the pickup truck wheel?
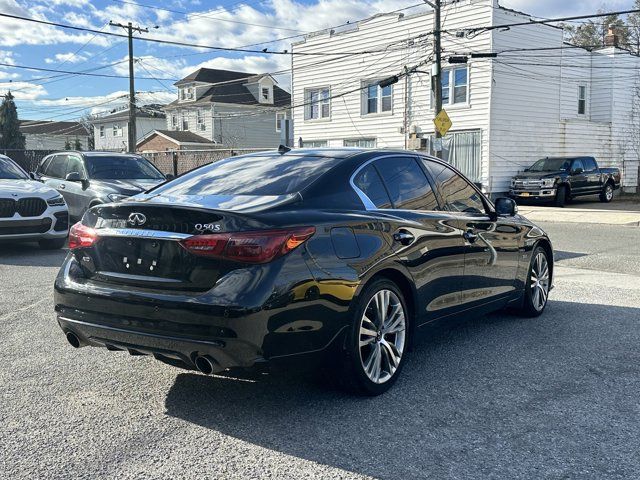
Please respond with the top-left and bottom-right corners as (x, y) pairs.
(554, 186), (567, 207)
(599, 183), (614, 203)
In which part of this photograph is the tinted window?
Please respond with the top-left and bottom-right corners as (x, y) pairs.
(46, 155), (68, 179)
(353, 164), (392, 208)
(529, 158), (570, 172)
(66, 156), (84, 177)
(85, 156), (163, 180)
(0, 157), (28, 179)
(424, 160), (485, 214)
(374, 157), (439, 210)
(37, 156), (53, 175)
(153, 154), (339, 196)
(583, 158), (597, 171)
(572, 159), (584, 172)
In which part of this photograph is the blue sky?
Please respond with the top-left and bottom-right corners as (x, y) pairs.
(0, 0), (634, 121)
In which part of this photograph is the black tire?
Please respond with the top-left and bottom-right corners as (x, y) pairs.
(554, 185), (567, 207)
(334, 278), (411, 396)
(38, 237), (67, 250)
(599, 183), (614, 203)
(516, 246), (551, 318)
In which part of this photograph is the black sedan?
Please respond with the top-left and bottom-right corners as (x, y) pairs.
(54, 148), (553, 395)
(37, 151), (168, 220)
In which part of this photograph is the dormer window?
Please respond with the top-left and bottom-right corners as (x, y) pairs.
(262, 87), (269, 101)
(179, 85), (195, 101)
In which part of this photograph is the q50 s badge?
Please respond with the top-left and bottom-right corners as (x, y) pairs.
(194, 223), (223, 233)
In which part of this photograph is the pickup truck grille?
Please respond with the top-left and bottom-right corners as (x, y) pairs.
(513, 180), (542, 189)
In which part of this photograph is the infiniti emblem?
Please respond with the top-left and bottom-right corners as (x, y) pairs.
(127, 212), (147, 226)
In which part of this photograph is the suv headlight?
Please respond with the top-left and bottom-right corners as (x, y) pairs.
(540, 178), (556, 188)
(107, 194), (129, 202)
(46, 194), (66, 207)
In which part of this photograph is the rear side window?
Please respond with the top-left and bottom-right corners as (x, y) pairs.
(423, 160), (485, 214)
(46, 155), (68, 179)
(153, 154), (340, 196)
(374, 157), (439, 211)
(353, 164), (392, 209)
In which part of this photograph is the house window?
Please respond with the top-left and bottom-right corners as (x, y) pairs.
(187, 87), (194, 100)
(99, 126), (105, 138)
(578, 85), (587, 115)
(196, 109), (206, 131)
(362, 82), (393, 115)
(276, 112), (286, 132)
(113, 124), (122, 137)
(180, 86), (194, 101)
(344, 138), (376, 148)
(182, 116), (189, 131)
(262, 87), (270, 101)
(439, 67), (469, 106)
(302, 140), (328, 147)
(305, 88), (330, 120)
(171, 115), (178, 130)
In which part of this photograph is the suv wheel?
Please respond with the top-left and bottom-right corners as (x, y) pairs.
(336, 279), (410, 395)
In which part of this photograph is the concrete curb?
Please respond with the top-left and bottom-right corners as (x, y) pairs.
(518, 206), (640, 226)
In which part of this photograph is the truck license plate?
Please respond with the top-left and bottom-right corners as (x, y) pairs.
(520, 192), (530, 197)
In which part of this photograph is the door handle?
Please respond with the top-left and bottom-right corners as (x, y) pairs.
(463, 230), (478, 243)
(58, 184), (66, 189)
(393, 230), (415, 246)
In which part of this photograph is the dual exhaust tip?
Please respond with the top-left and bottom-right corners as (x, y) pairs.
(194, 355), (220, 375)
(66, 331), (221, 375)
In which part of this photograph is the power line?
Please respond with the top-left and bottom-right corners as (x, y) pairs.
(0, 61), (176, 81)
(0, 11), (423, 57)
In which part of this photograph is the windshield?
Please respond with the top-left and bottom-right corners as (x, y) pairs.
(0, 157), (28, 180)
(152, 154), (340, 197)
(529, 158), (571, 172)
(85, 156), (164, 180)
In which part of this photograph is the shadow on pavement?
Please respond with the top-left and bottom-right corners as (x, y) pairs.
(0, 242), (67, 267)
(164, 300), (640, 479)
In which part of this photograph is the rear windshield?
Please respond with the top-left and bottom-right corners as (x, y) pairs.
(85, 156), (164, 180)
(529, 158), (571, 172)
(0, 157), (28, 180)
(152, 154), (339, 196)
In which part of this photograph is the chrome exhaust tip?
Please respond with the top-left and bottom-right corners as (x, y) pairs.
(194, 355), (217, 375)
(66, 331), (82, 349)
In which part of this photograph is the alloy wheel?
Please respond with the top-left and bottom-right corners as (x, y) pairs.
(530, 252), (550, 312)
(606, 185), (613, 201)
(358, 289), (406, 384)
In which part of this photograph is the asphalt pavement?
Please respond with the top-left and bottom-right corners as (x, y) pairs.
(1, 220), (639, 479)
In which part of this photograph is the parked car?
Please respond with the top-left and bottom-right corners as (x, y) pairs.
(509, 156), (621, 207)
(35, 151), (168, 220)
(0, 154), (69, 249)
(54, 148), (553, 395)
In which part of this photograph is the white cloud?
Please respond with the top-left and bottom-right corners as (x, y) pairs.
(0, 82), (48, 100)
(45, 52), (88, 64)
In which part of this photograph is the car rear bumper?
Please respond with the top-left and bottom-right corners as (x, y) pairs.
(54, 254), (351, 372)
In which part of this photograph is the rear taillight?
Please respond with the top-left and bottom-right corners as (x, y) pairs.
(68, 222), (98, 249)
(180, 227), (315, 263)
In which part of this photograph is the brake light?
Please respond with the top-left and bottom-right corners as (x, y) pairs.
(180, 227), (315, 263)
(68, 222), (98, 249)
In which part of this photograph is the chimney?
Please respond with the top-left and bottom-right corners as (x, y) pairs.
(604, 27), (619, 47)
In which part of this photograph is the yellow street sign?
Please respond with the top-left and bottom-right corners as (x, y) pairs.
(433, 109), (452, 137)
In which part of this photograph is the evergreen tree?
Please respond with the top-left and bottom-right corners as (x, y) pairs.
(0, 91), (25, 150)
(74, 138), (82, 150)
(64, 139), (71, 150)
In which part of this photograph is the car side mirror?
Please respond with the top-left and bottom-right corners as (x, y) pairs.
(66, 171), (82, 182)
(165, 173), (175, 180)
(495, 197), (518, 217)
(572, 167), (583, 175)
(28, 171), (36, 180)
(524, 168), (529, 172)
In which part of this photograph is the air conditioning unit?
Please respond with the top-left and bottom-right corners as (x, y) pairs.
(408, 137), (428, 151)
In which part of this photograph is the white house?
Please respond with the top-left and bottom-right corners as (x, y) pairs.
(20, 120), (90, 150)
(292, 0), (640, 193)
(91, 107), (166, 152)
(162, 68), (291, 149)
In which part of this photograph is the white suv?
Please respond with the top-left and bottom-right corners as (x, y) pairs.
(0, 154), (69, 249)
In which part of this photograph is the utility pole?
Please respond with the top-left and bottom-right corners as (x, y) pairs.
(424, 0), (443, 158)
(109, 21), (148, 153)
